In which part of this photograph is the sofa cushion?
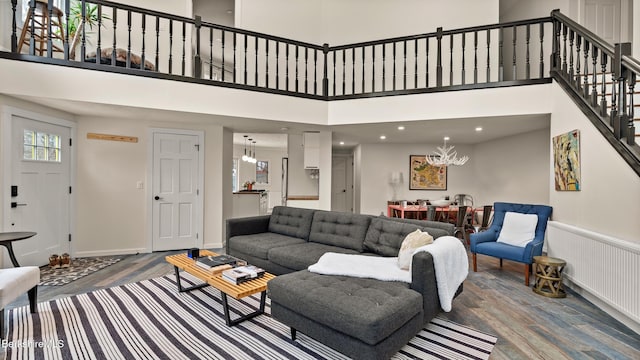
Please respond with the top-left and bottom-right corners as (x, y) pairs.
(363, 218), (425, 257)
(268, 242), (362, 271)
(227, 233), (306, 260)
(268, 206), (315, 240)
(309, 211), (372, 251)
(379, 216), (454, 239)
(268, 270), (422, 345)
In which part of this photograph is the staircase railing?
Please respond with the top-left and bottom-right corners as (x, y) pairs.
(4, 0), (553, 100)
(550, 10), (640, 176)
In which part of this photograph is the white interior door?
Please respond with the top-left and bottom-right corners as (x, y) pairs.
(9, 115), (70, 266)
(152, 131), (201, 251)
(331, 156), (353, 213)
(583, 0), (622, 44)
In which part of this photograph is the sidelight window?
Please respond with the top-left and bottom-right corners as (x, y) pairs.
(23, 130), (61, 162)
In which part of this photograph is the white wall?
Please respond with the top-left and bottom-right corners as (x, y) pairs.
(549, 82), (640, 244)
(74, 115), (227, 255)
(472, 128), (550, 206)
(236, 0), (499, 45)
(357, 135), (550, 216)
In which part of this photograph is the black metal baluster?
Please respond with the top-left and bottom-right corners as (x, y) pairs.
(583, 38), (589, 98)
(80, 0), (86, 61)
(575, 34), (581, 91)
(403, 40), (407, 90)
(181, 22), (186, 75)
(361, 47), (365, 93)
(155, 16), (159, 72)
(591, 45), (598, 106)
(96, 5), (102, 65)
(209, 27), (213, 79)
(426, 36), (430, 87)
(243, 34), (247, 85)
(46, 0), (53, 58)
(332, 50), (336, 95)
(315, 48), (318, 94)
(512, 25), (517, 79)
(322, 44), (329, 97)
(28, 0), (35, 55)
(449, 35), (454, 85)
(568, 30), (574, 82)
(63, 0), (69, 59)
(498, 27), (503, 81)
(539, 23), (544, 77)
(474, 31), (478, 84)
(266, 40), (269, 88)
(393, 42), (397, 91)
(352, 47), (355, 94)
(255, 36), (259, 86)
(414, 39), (418, 88)
(461, 33), (466, 85)
(611, 72), (618, 128)
(525, 24), (530, 80)
(276, 41), (279, 89)
(286, 44), (289, 91)
(382, 43), (386, 91)
(126, 10), (132, 68)
(221, 30), (225, 81)
(168, 20), (173, 74)
(306, 46), (310, 93)
(10, 0), (17, 52)
(486, 29), (490, 82)
(342, 48), (346, 94)
(628, 73), (636, 145)
(296, 45), (300, 92)
(372, 45), (375, 92)
(112, 8), (117, 66)
(561, 24), (567, 73)
(600, 52), (608, 116)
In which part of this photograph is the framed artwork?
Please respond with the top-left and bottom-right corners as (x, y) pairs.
(553, 129), (581, 191)
(409, 155), (447, 190)
(256, 160), (269, 184)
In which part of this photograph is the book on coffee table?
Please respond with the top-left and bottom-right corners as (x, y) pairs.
(222, 265), (265, 285)
(196, 255), (243, 272)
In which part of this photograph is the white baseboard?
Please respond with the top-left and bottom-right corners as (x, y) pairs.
(74, 248), (149, 258)
(203, 241), (223, 250)
(565, 277), (640, 335)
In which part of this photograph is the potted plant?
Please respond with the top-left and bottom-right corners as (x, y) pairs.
(65, 0), (109, 59)
(243, 180), (256, 191)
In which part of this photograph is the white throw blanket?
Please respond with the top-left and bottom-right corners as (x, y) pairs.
(308, 236), (468, 312)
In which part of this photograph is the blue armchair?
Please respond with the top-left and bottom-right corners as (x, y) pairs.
(470, 202), (553, 286)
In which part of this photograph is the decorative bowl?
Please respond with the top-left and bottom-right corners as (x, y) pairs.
(430, 199), (452, 207)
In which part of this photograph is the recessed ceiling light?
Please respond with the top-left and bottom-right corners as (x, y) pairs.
(397, 126), (405, 130)
(475, 127), (483, 132)
(443, 136), (450, 141)
(380, 135), (387, 140)
(280, 127), (289, 131)
(226, 9), (233, 14)
(339, 141), (345, 145)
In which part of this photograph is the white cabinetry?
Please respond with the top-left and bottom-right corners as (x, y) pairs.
(303, 132), (320, 169)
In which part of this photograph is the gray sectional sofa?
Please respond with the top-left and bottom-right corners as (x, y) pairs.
(225, 206), (462, 360)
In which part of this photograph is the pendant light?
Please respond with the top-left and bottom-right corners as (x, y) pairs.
(250, 140), (257, 163)
(241, 135), (249, 161)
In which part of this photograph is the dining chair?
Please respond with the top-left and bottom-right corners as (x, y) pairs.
(452, 206), (473, 245)
(478, 205), (493, 231)
(426, 205), (437, 221)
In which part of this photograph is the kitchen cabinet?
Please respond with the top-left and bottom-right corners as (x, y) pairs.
(303, 132), (320, 169)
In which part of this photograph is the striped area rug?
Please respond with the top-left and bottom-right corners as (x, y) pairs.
(6, 274), (497, 359)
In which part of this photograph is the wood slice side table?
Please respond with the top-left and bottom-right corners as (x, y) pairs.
(533, 256), (566, 298)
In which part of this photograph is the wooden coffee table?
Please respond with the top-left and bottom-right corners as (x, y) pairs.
(166, 250), (275, 326)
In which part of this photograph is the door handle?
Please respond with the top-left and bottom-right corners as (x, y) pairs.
(154, 196), (163, 201)
(11, 202), (27, 208)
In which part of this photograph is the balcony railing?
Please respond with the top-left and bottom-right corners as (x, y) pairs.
(2, 1), (639, 173)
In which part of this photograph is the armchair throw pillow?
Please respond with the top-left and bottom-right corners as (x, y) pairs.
(397, 229), (433, 270)
(496, 211), (538, 247)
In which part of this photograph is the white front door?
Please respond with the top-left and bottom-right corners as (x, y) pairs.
(9, 115), (71, 266)
(151, 131), (201, 251)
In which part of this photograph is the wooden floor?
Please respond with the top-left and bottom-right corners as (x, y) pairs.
(6, 250), (640, 359)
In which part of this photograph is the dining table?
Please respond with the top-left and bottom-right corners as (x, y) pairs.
(387, 204), (484, 224)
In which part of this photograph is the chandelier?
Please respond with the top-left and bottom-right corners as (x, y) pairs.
(425, 137), (469, 166)
(241, 136), (257, 163)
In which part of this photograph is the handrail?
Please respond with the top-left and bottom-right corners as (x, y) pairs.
(89, 0), (193, 23)
(550, 10), (615, 55)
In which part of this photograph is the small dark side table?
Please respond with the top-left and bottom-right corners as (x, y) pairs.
(0, 231), (37, 267)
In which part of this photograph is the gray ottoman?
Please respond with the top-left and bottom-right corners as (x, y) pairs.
(268, 270), (423, 360)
